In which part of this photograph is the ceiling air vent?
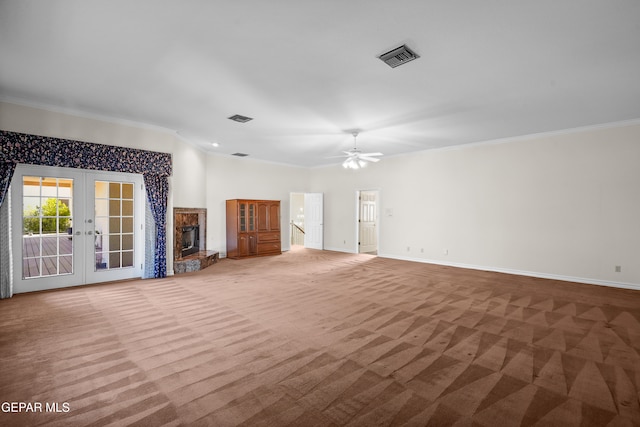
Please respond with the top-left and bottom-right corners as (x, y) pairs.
(378, 44), (420, 68)
(228, 114), (253, 123)
(232, 152), (249, 157)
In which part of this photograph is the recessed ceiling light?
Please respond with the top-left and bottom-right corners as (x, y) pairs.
(228, 114), (253, 123)
(211, 142), (220, 147)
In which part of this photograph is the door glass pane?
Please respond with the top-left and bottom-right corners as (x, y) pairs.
(122, 217), (133, 233)
(122, 183), (134, 199)
(109, 182), (120, 198)
(109, 217), (120, 233)
(95, 181), (108, 198)
(95, 199), (108, 216)
(95, 180), (135, 271)
(109, 235), (121, 251)
(22, 176), (73, 278)
(122, 234), (133, 251)
(109, 200), (120, 216)
(122, 200), (133, 216)
(122, 251), (133, 268)
(109, 252), (121, 268)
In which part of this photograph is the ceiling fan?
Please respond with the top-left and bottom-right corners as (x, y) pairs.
(339, 132), (383, 169)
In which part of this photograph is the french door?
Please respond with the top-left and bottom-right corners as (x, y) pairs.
(11, 165), (144, 293)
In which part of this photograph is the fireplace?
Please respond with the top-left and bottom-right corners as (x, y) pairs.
(173, 207), (218, 274)
(181, 225), (200, 257)
(174, 208), (206, 260)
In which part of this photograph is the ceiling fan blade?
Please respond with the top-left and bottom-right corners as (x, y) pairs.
(358, 152), (383, 157)
(359, 156), (381, 162)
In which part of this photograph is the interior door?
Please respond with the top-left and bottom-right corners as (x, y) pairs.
(12, 165), (144, 293)
(358, 190), (378, 254)
(304, 193), (323, 250)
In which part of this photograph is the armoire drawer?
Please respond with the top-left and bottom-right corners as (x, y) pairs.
(258, 232), (280, 242)
(258, 242), (281, 254)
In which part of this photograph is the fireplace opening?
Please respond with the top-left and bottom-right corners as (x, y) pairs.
(181, 225), (200, 257)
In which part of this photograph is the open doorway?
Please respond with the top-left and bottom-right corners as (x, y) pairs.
(290, 193), (305, 248)
(289, 192), (323, 250)
(358, 190), (379, 255)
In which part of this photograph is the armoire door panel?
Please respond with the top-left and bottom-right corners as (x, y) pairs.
(257, 203), (269, 232)
(268, 203), (280, 231)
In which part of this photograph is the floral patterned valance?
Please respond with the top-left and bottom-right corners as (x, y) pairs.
(0, 130), (172, 177)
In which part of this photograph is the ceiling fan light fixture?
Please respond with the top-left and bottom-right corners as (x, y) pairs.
(342, 157), (367, 169)
(338, 132), (382, 169)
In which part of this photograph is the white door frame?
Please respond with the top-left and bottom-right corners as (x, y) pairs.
(11, 164), (144, 293)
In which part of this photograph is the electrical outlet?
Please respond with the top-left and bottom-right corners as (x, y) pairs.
(444, 249), (448, 255)
(421, 248), (424, 253)
(615, 265), (622, 272)
(407, 246), (410, 252)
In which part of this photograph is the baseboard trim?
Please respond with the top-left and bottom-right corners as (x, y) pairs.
(376, 253), (640, 291)
(324, 246), (357, 254)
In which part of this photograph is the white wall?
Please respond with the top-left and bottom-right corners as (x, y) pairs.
(205, 154), (308, 256)
(309, 123), (640, 289)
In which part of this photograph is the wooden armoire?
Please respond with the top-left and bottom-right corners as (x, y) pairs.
(226, 199), (281, 259)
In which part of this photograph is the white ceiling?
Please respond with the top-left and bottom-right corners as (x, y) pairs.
(2, 1), (640, 167)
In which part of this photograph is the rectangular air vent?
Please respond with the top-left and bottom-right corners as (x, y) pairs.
(228, 114), (253, 123)
(232, 152), (249, 157)
(378, 44), (420, 68)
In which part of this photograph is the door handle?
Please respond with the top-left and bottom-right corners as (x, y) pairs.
(86, 231), (93, 235)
